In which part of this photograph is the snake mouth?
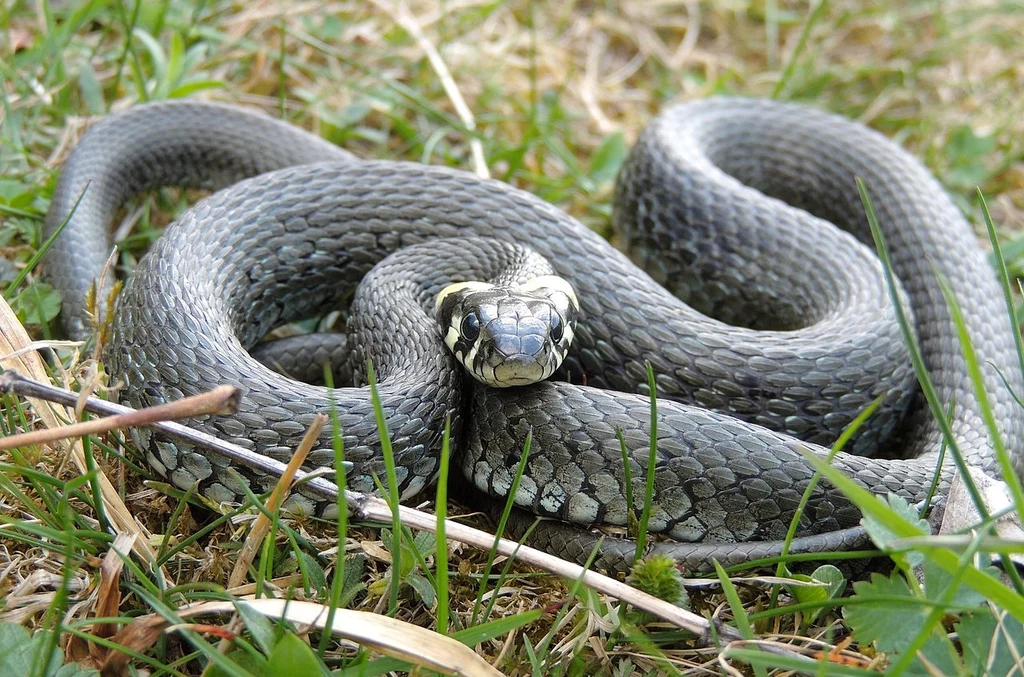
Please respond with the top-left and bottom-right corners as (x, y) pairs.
(487, 355), (550, 388)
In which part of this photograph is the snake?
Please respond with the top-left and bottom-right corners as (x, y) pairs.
(42, 97), (1024, 573)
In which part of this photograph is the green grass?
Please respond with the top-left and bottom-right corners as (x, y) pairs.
(3, 1), (1024, 675)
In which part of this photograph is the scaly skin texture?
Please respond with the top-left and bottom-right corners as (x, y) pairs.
(43, 98), (1024, 570)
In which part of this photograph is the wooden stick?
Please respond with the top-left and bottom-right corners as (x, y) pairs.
(0, 370), (346, 499)
(1, 370), (822, 659)
(0, 381), (239, 450)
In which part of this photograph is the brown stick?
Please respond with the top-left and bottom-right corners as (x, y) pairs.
(0, 370), (346, 499)
(1, 370), (816, 658)
(227, 414), (327, 588)
(0, 380), (239, 450)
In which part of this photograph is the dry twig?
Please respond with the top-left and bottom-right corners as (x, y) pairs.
(0, 370), (818, 657)
(0, 383), (239, 451)
(0, 299), (164, 572)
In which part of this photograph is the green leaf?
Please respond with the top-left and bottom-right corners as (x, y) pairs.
(266, 633), (324, 677)
(922, 558), (989, 609)
(588, 132), (627, 187)
(235, 602), (278, 655)
(957, 608), (1024, 677)
(318, 15), (345, 40)
(379, 528), (412, 578)
(333, 657), (405, 676)
(713, 560), (767, 677)
(801, 432), (1024, 624)
(11, 282), (61, 325)
(165, 31), (185, 94)
(450, 609), (544, 646)
(406, 573), (437, 607)
(412, 530), (436, 554)
(206, 648), (267, 677)
(784, 564), (845, 624)
(842, 571), (960, 675)
(0, 180), (33, 201)
(893, 634), (963, 677)
(0, 622), (97, 677)
(944, 125), (996, 189)
(320, 102), (372, 129)
(181, 41), (212, 75)
(167, 79), (225, 98)
(297, 551), (328, 592)
(843, 572), (924, 654)
(335, 554), (367, 607)
(861, 492), (930, 568)
(131, 28), (168, 97)
(76, 64), (105, 115)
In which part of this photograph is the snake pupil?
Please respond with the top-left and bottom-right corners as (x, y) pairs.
(549, 313), (563, 342)
(460, 313), (480, 342)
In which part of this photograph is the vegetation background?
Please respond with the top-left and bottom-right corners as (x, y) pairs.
(2, 1), (1024, 675)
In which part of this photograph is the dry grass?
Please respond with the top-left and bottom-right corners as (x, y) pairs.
(3, 1), (1024, 674)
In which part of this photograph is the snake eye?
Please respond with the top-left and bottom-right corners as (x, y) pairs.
(549, 313), (564, 343)
(460, 314), (480, 341)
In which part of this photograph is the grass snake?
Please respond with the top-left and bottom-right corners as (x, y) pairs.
(43, 98), (1024, 573)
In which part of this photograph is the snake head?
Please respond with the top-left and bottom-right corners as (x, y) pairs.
(434, 275), (578, 387)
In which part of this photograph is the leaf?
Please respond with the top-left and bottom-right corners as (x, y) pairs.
(588, 132), (627, 187)
(922, 558), (989, 609)
(130, 28), (167, 97)
(957, 608), (1024, 677)
(802, 438), (1024, 624)
(234, 601), (278, 655)
(843, 572), (925, 654)
(317, 15), (345, 40)
(449, 609), (544, 647)
(76, 64), (105, 115)
(898, 635), (962, 677)
(297, 550), (327, 592)
(861, 492), (929, 568)
(784, 564), (846, 624)
(944, 125), (996, 189)
(406, 573), (437, 607)
(0, 180), (32, 200)
(842, 572), (960, 675)
(367, 576), (389, 598)
(165, 31), (185, 95)
(335, 554), (367, 607)
(181, 41), (212, 75)
(167, 79), (225, 98)
(321, 101), (372, 129)
(0, 622), (97, 677)
(205, 648), (267, 677)
(11, 281), (61, 325)
(266, 633), (324, 677)
(412, 530), (437, 555)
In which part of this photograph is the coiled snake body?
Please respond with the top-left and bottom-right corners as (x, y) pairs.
(44, 98), (1024, 572)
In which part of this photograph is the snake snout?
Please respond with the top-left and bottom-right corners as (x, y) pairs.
(483, 317), (550, 386)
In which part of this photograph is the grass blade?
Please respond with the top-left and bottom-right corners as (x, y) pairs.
(858, 177), (988, 519)
(635, 361), (659, 558)
(435, 415), (452, 635)
(365, 358), (402, 616)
